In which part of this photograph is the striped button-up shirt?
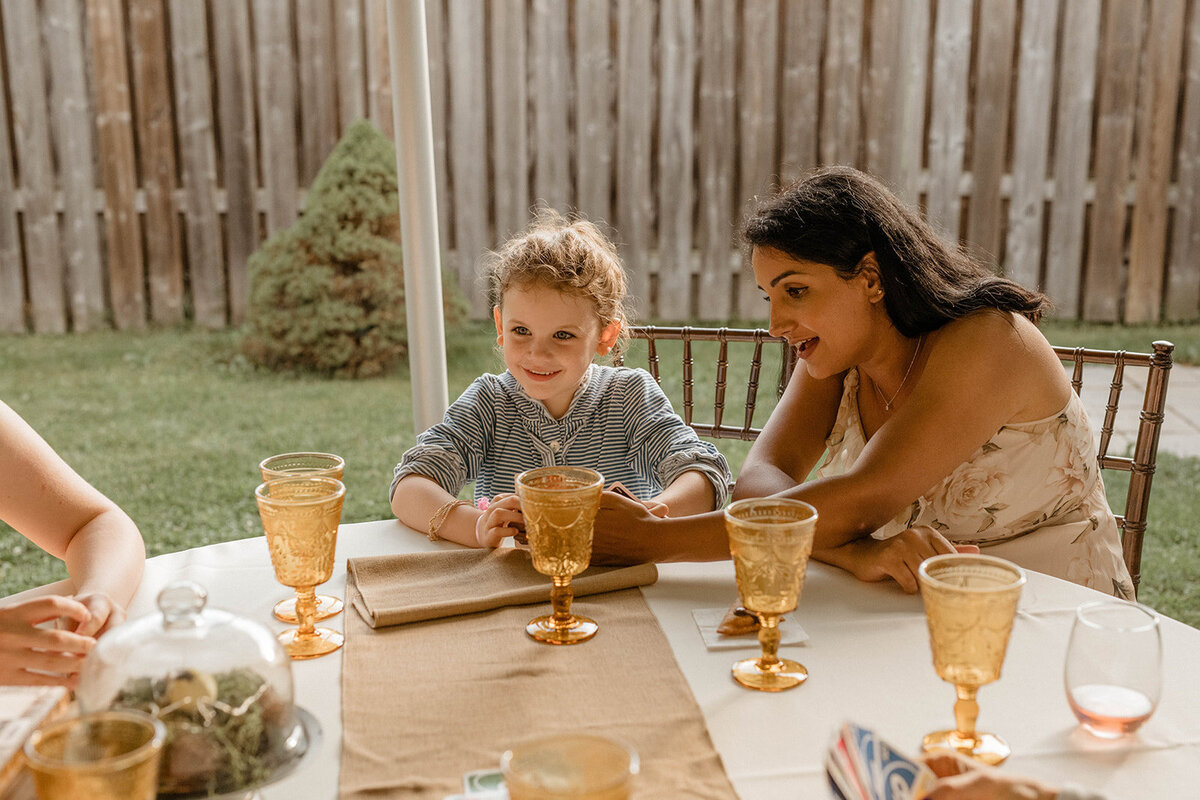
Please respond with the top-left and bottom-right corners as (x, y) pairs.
(391, 364), (731, 506)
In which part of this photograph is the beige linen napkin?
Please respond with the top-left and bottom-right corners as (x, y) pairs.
(347, 548), (659, 627)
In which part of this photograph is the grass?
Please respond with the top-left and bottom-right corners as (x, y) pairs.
(1, 320), (1197, 628)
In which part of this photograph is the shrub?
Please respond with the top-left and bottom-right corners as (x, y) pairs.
(240, 120), (465, 377)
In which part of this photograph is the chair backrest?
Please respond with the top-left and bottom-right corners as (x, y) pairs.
(1052, 341), (1174, 596)
(623, 325), (1174, 596)
(618, 326), (797, 440)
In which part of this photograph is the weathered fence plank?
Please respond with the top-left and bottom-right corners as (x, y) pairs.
(1045, 0), (1102, 319)
(615, 0), (654, 314)
(1167, 1), (1200, 320)
(926, 0), (973, 239)
(891, 0), (931, 204)
(697, 0), (737, 319)
(45, 0), (104, 331)
(657, 0), (696, 320)
(780, 0), (824, 183)
(532, 0), (570, 213)
(865, 0), (900, 182)
(170, 0), (226, 328)
(1126, 0), (1187, 323)
(6, 0), (66, 332)
(490, 0), (529, 242)
(447, 0), (489, 313)
(821, 0), (863, 167)
(334, 0), (365, 128)
(0, 26), (22, 333)
(297, 0), (339, 185)
(253, 0), (299, 236)
(574, 0), (613, 226)
(966, 0), (1016, 266)
(1085, 0), (1143, 322)
(737, 0), (779, 319)
(1005, 0), (1059, 289)
(366, 0), (394, 139)
(212, 0), (258, 325)
(131, 0), (185, 325)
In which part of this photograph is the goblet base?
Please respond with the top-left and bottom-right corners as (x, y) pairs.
(278, 627), (344, 660)
(921, 730), (1010, 766)
(525, 614), (598, 645)
(273, 593), (343, 624)
(731, 656), (808, 692)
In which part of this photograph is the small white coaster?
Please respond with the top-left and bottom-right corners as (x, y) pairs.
(691, 608), (809, 651)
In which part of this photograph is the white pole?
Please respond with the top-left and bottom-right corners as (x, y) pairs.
(387, 0), (449, 433)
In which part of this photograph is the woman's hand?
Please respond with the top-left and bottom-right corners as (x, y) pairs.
(590, 492), (659, 565)
(0, 596), (96, 688)
(920, 750), (1059, 800)
(475, 493), (524, 548)
(823, 526), (958, 593)
(70, 591), (125, 638)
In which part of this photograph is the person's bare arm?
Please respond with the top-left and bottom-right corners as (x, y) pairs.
(652, 470), (716, 516)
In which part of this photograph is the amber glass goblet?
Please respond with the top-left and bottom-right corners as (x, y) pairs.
(516, 467), (604, 645)
(259, 452), (346, 624)
(24, 710), (165, 800)
(255, 475), (346, 659)
(725, 498), (818, 692)
(918, 553), (1026, 765)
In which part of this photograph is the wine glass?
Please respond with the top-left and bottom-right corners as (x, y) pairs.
(724, 497), (818, 692)
(501, 733), (639, 800)
(259, 452), (346, 624)
(918, 553), (1026, 765)
(516, 467), (605, 645)
(1065, 599), (1162, 738)
(254, 475), (346, 659)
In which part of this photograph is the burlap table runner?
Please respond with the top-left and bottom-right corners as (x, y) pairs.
(347, 548), (659, 627)
(340, 579), (740, 799)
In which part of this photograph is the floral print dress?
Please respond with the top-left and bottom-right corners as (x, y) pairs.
(816, 369), (1134, 599)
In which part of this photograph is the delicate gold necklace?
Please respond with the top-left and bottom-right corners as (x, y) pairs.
(873, 335), (924, 412)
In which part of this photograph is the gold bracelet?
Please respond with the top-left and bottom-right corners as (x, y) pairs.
(428, 499), (471, 541)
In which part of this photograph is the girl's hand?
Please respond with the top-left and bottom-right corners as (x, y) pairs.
(0, 596), (96, 688)
(644, 500), (669, 518)
(920, 750), (1059, 800)
(475, 493), (524, 548)
(830, 526), (958, 593)
(70, 592), (125, 638)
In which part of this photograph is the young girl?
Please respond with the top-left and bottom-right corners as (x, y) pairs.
(390, 212), (732, 548)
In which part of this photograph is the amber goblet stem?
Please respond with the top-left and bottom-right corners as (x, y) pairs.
(294, 587), (319, 638)
(550, 576), (575, 630)
(953, 685), (981, 745)
(756, 615), (782, 669)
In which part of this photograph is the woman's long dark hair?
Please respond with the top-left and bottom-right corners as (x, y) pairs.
(742, 166), (1049, 335)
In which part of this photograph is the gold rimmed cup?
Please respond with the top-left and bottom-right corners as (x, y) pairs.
(516, 467), (605, 645)
(255, 475), (346, 659)
(918, 553), (1025, 765)
(725, 497), (817, 692)
(23, 709), (165, 800)
(259, 452), (346, 624)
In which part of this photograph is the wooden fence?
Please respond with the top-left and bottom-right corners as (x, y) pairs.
(1, 0), (1198, 333)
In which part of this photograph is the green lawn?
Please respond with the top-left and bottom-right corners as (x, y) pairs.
(1, 321), (1197, 627)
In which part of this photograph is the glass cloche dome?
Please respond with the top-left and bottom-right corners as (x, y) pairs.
(77, 581), (308, 796)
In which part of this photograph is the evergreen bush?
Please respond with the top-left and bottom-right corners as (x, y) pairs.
(240, 120), (465, 377)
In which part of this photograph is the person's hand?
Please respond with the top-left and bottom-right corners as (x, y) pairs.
(920, 750), (1058, 800)
(643, 499), (669, 518)
(839, 526), (958, 593)
(70, 591), (125, 637)
(590, 492), (658, 565)
(475, 493), (524, 548)
(0, 596), (96, 688)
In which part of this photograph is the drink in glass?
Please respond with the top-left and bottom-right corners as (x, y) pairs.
(918, 553), (1025, 765)
(259, 452), (346, 624)
(516, 467), (604, 645)
(725, 497), (817, 692)
(255, 475), (345, 659)
(501, 733), (638, 800)
(23, 710), (165, 800)
(1064, 599), (1161, 738)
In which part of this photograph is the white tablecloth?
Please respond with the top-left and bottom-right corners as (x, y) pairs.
(17, 519), (1200, 798)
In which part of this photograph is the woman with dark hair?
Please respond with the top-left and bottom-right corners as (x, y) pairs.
(592, 166), (1133, 598)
